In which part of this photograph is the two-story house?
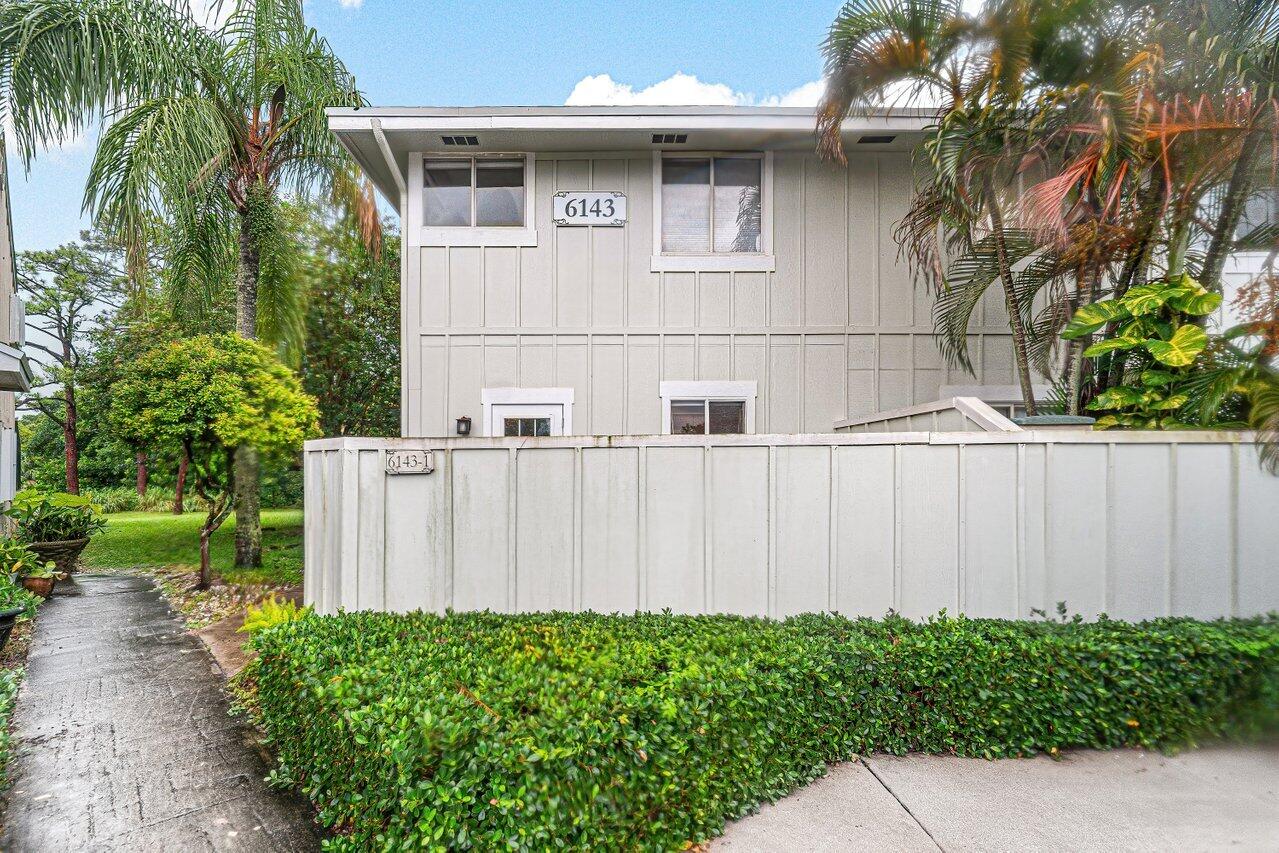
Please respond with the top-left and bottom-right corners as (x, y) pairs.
(329, 106), (1027, 437)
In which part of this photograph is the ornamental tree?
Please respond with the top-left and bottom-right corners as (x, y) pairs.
(109, 334), (319, 588)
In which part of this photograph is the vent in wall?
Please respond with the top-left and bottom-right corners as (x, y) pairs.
(441, 135), (480, 146)
(651, 133), (688, 144)
(857, 135), (896, 144)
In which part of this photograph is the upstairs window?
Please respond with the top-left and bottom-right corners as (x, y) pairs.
(424, 156), (525, 227)
(660, 155), (763, 253)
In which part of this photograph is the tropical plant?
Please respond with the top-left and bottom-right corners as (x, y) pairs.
(0, 575), (39, 620)
(818, 0), (1279, 421)
(0, 0), (376, 569)
(2, 490), (106, 543)
(0, 539), (54, 579)
(237, 593), (309, 635)
(108, 334), (319, 588)
(1062, 275), (1222, 427)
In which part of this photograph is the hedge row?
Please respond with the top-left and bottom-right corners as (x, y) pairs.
(247, 610), (1279, 850)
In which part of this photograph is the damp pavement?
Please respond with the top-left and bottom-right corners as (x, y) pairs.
(715, 744), (1279, 851)
(0, 574), (320, 852)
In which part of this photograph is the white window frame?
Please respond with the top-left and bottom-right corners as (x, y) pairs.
(410, 153), (537, 247)
(480, 387), (574, 437)
(659, 380), (757, 435)
(651, 151), (774, 273)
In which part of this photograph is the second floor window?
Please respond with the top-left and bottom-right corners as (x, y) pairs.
(424, 157), (525, 227)
(661, 155), (763, 254)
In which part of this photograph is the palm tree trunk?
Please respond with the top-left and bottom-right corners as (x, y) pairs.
(984, 181), (1038, 416)
(1200, 127), (1264, 293)
(234, 212), (262, 568)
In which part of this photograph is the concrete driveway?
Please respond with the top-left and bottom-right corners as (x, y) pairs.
(715, 744), (1279, 851)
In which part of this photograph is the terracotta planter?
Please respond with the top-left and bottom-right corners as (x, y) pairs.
(28, 538), (90, 575)
(20, 575), (55, 599)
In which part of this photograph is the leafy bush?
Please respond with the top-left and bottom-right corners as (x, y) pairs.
(248, 610), (1279, 850)
(2, 489), (106, 542)
(0, 574), (40, 619)
(0, 667), (22, 783)
(238, 594), (309, 635)
(0, 538), (54, 578)
(82, 486), (201, 514)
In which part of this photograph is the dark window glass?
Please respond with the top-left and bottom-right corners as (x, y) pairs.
(708, 400), (746, 434)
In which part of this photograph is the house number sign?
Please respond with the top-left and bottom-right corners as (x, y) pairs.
(553, 191), (627, 226)
(385, 450), (434, 475)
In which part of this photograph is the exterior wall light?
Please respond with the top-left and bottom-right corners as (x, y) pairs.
(456, 416), (472, 436)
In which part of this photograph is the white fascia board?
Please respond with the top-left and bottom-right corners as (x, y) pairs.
(328, 112), (930, 134)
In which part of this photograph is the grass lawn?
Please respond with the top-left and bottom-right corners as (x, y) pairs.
(82, 509), (304, 586)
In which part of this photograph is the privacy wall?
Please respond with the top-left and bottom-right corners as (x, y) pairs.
(304, 432), (1279, 621)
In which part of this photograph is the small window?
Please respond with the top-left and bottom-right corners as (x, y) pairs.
(660, 381), (757, 435)
(670, 399), (746, 434)
(660, 155), (762, 254)
(424, 156), (525, 227)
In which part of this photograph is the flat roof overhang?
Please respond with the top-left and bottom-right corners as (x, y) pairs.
(0, 342), (32, 393)
(328, 106), (933, 205)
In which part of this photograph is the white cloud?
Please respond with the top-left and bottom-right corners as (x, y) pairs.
(336, 0), (364, 6)
(565, 73), (824, 108)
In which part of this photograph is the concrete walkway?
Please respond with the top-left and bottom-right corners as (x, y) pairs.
(715, 745), (1279, 851)
(1, 575), (320, 852)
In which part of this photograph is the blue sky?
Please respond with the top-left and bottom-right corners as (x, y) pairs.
(8, 0), (838, 253)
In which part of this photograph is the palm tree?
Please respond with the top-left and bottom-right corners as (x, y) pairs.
(0, 0), (377, 567)
(818, 0), (1048, 414)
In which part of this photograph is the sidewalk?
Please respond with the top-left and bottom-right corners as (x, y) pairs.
(715, 744), (1279, 851)
(0, 574), (320, 852)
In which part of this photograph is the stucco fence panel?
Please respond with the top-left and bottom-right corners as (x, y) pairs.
(303, 432), (1279, 621)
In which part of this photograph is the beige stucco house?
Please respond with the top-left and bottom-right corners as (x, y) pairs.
(329, 106), (1030, 438)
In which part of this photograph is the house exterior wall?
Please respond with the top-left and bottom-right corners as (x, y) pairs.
(402, 150), (1021, 436)
(303, 431), (1279, 620)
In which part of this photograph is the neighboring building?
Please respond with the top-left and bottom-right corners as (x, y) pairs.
(329, 106), (1030, 437)
(0, 144), (32, 501)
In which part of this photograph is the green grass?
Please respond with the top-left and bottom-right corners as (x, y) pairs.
(82, 509), (304, 585)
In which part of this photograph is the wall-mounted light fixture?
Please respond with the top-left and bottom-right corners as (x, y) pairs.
(456, 416), (472, 436)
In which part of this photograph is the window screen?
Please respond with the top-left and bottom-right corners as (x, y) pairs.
(661, 156), (762, 253)
(424, 157), (525, 227)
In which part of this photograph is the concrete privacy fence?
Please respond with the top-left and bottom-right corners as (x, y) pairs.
(303, 431), (1279, 621)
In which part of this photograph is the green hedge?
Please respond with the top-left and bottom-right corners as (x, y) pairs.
(247, 611), (1279, 850)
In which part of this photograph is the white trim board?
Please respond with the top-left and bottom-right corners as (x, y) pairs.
(481, 387), (575, 437)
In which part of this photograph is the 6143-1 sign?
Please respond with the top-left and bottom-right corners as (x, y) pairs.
(553, 191), (627, 226)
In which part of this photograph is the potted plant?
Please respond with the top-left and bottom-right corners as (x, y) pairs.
(0, 570), (39, 653)
(2, 490), (107, 575)
(0, 538), (60, 598)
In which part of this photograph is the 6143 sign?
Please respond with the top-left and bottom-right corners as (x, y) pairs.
(553, 191), (626, 226)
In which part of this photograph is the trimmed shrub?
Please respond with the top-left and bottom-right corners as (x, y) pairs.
(248, 611), (1279, 850)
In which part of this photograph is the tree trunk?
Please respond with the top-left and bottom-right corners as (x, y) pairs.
(135, 452), (148, 496)
(234, 209), (263, 568)
(1067, 262), (1101, 415)
(984, 180), (1039, 416)
(174, 450), (188, 514)
(63, 384), (79, 495)
(1200, 127), (1264, 293)
(199, 523), (212, 591)
(234, 446), (261, 568)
